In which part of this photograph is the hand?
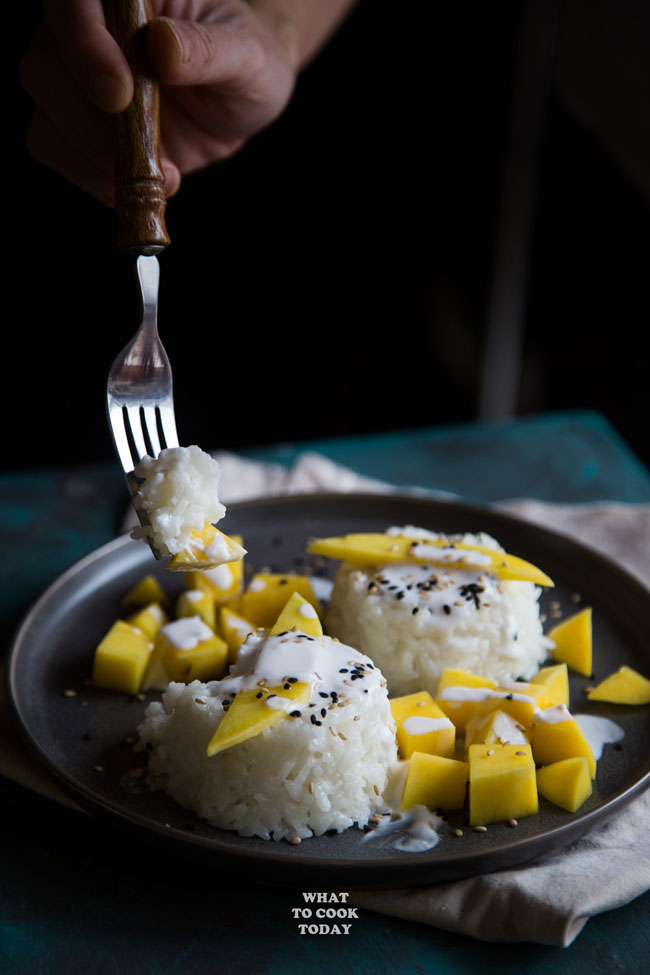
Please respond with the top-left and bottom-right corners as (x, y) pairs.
(19, 0), (300, 204)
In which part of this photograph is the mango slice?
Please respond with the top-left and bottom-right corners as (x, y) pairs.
(402, 752), (468, 811)
(92, 620), (153, 695)
(390, 691), (455, 759)
(154, 617), (228, 683)
(587, 665), (650, 705)
(166, 524), (246, 572)
(437, 683), (537, 734)
(530, 663), (570, 707)
(122, 573), (168, 608)
(127, 600), (169, 640)
(176, 588), (217, 631)
(548, 607), (592, 677)
(219, 607), (257, 666)
(269, 590), (324, 637)
(307, 533), (554, 586)
(206, 681), (311, 756)
(531, 705), (596, 777)
(468, 743), (538, 825)
(536, 757), (592, 812)
(239, 574), (322, 628)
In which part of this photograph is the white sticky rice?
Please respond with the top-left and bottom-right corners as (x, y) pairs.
(136, 633), (397, 841)
(325, 526), (553, 695)
(132, 445), (226, 556)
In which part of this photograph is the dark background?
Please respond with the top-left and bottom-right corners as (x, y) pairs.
(8, 0), (650, 473)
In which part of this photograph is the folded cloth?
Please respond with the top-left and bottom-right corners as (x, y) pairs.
(2, 450), (649, 947)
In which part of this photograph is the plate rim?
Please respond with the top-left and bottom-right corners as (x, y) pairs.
(6, 491), (650, 884)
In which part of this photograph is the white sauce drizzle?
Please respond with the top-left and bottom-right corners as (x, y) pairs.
(159, 616), (213, 650)
(401, 716), (454, 735)
(202, 564), (233, 591)
(574, 714), (625, 759)
(298, 602), (318, 619)
(439, 687), (535, 706)
(361, 805), (443, 852)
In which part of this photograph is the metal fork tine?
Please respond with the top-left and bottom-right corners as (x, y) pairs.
(143, 406), (162, 458)
(126, 405), (149, 463)
(158, 402), (180, 450)
(108, 402), (137, 474)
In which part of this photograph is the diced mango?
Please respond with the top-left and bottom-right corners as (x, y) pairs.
(92, 620), (153, 695)
(239, 574), (322, 628)
(438, 685), (537, 735)
(155, 617), (228, 683)
(531, 705), (596, 777)
(166, 524), (246, 572)
(122, 574), (168, 608)
(402, 752), (468, 811)
(127, 600), (169, 640)
(548, 607), (592, 677)
(206, 681), (311, 756)
(219, 607), (257, 666)
(390, 691), (455, 759)
(587, 665), (650, 705)
(185, 535), (245, 605)
(468, 743), (538, 826)
(536, 757), (592, 812)
(435, 669), (498, 733)
(176, 588), (216, 631)
(306, 533), (554, 586)
(530, 663), (569, 707)
(464, 708), (529, 754)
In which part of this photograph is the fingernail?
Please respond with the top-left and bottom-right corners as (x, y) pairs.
(93, 72), (127, 113)
(156, 17), (189, 64)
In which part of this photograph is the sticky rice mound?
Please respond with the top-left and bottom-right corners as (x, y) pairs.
(136, 632), (398, 841)
(326, 526), (553, 695)
(132, 445), (226, 556)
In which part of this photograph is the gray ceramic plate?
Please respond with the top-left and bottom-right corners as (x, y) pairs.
(7, 493), (650, 888)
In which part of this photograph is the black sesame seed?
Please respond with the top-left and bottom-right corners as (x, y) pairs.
(506, 694), (514, 700)
(339, 668), (348, 673)
(290, 710), (302, 718)
(319, 692), (329, 699)
(288, 677), (298, 683)
(412, 607), (419, 615)
(443, 604), (451, 615)
(256, 691), (263, 699)
(320, 708), (327, 717)
(396, 591), (405, 600)
(283, 683), (291, 690)
(310, 714), (318, 724)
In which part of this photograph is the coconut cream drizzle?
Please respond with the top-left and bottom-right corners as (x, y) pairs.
(159, 616), (213, 650)
(574, 714), (625, 759)
(210, 629), (385, 704)
(438, 686), (536, 706)
(401, 716), (454, 735)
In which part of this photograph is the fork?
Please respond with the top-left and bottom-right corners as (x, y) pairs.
(104, 0), (178, 554)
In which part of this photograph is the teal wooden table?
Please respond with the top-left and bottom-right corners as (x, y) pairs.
(2, 409), (649, 974)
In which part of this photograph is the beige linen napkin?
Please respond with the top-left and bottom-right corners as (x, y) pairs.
(2, 450), (649, 947)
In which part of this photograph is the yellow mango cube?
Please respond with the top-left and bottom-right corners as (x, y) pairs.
(531, 705), (596, 777)
(156, 617), (228, 683)
(438, 684), (536, 735)
(239, 574), (322, 628)
(92, 620), (153, 695)
(402, 752), (469, 811)
(166, 524), (246, 572)
(219, 607), (257, 666)
(390, 691), (455, 759)
(185, 536), (245, 605)
(122, 574), (167, 608)
(207, 681), (311, 756)
(127, 601), (169, 640)
(435, 669), (498, 733)
(536, 757), (592, 812)
(468, 743), (538, 826)
(587, 665), (650, 705)
(464, 708), (529, 754)
(530, 663), (569, 707)
(176, 588), (216, 631)
(548, 607), (592, 677)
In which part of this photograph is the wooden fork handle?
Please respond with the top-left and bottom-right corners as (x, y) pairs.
(105, 0), (170, 253)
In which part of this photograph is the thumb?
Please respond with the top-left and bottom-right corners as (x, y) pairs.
(146, 16), (264, 89)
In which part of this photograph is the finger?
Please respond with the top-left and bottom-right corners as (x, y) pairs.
(42, 0), (132, 112)
(20, 25), (118, 179)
